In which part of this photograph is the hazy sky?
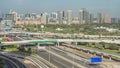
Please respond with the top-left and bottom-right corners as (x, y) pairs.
(0, 0), (120, 17)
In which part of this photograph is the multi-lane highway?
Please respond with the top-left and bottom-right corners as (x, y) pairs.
(37, 49), (80, 68)
(45, 46), (104, 68)
(0, 32), (120, 68)
(0, 53), (27, 68)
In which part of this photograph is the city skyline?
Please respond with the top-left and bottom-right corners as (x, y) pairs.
(0, 0), (120, 18)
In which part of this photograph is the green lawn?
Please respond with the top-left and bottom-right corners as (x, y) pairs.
(4, 47), (18, 51)
(77, 45), (120, 54)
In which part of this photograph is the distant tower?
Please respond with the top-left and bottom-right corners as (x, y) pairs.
(58, 11), (63, 24)
(67, 10), (72, 24)
(79, 10), (83, 24)
(97, 13), (102, 23)
(0, 10), (3, 22)
(9, 9), (13, 14)
(5, 14), (14, 21)
(9, 9), (18, 22)
(50, 12), (58, 23)
(103, 12), (111, 23)
(88, 12), (94, 24)
(0, 11), (2, 18)
(79, 8), (88, 24)
(62, 11), (65, 19)
(41, 12), (49, 24)
(51, 12), (58, 19)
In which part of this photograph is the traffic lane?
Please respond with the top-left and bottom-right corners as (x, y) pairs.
(0, 54), (27, 68)
(4, 60), (15, 68)
(47, 46), (103, 68)
(37, 50), (79, 68)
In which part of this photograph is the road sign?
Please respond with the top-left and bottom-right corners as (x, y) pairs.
(90, 57), (102, 63)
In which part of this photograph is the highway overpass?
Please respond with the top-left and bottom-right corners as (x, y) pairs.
(1, 39), (120, 45)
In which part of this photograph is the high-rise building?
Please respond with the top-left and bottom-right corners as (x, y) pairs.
(31, 13), (37, 20)
(25, 13), (31, 20)
(78, 10), (83, 24)
(103, 12), (111, 23)
(58, 11), (63, 24)
(18, 14), (25, 21)
(67, 10), (72, 24)
(62, 11), (65, 19)
(0, 11), (3, 22)
(87, 12), (94, 24)
(79, 8), (88, 24)
(9, 9), (18, 22)
(111, 18), (118, 23)
(97, 13), (102, 23)
(41, 12), (49, 24)
(51, 12), (58, 19)
(5, 14), (14, 21)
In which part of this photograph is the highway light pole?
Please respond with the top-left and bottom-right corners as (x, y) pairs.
(48, 44), (51, 64)
(72, 54), (75, 68)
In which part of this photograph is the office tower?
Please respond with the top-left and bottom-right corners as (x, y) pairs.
(118, 18), (120, 23)
(18, 14), (25, 21)
(41, 12), (49, 24)
(67, 10), (72, 24)
(50, 12), (58, 23)
(36, 15), (41, 21)
(51, 12), (58, 19)
(87, 12), (94, 24)
(58, 11), (63, 24)
(103, 12), (111, 23)
(25, 13), (31, 20)
(31, 13), (37, 20)
(5, 14), (14, 21)
(111, 18), (118, 23)
(62, 11), (65, 19)
(78, 10), (83, 24)
(78, 8), (88, 24)
(0, 11), (2, 18)
(8, 9), (18, 22)
(0, 11), (3, 22)
(97, 13), (102, 23)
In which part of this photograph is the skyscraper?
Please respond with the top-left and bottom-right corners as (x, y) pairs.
(41, 12), (49, 24)
(78, 10), (83, 24)
(87, 12), (94, 24)
(5, 14), (14, 21)
(79, 8), (88, 24)
(9, 9), (18, 22)
(50, 12), (58, 23)
(51, 12), (58, 19)
(103, 12), (111, 23)
(67, 10), (72, 24)
(97, 13), (102, 23)
(62, 11), (65, 19)
(58, 11), (63, 24)
(0, 11), (3, 22)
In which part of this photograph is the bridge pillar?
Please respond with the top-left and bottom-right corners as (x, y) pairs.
(37, 43), (40, 49)
(57, 42), (59, 47)
(55, 42), (57, 46)
(109, 55), (112, 61)
(100, 53), (104, 58)
(93, 52), (96, 56)
(75, 42), (77, 46)
(87, 50), (89, 54)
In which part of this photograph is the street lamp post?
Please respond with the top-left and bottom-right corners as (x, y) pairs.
(48, 45), (51, 63)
